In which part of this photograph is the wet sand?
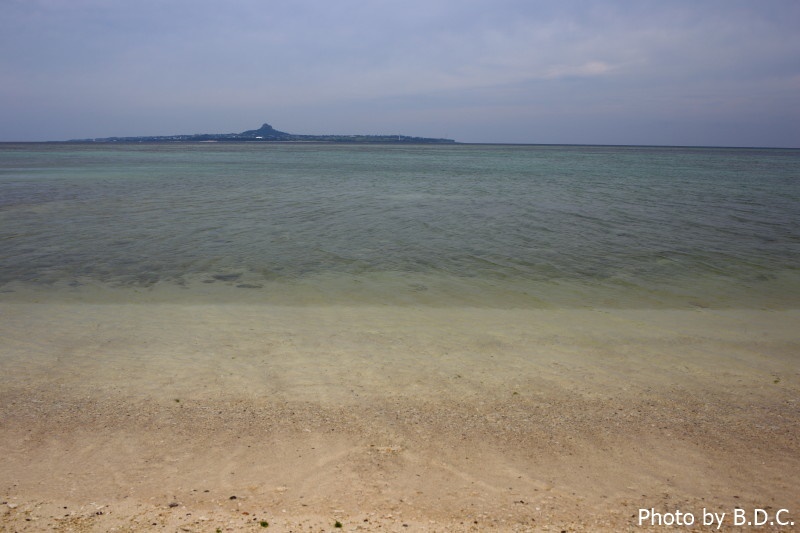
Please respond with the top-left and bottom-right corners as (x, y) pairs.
(1, 304), (798, 531)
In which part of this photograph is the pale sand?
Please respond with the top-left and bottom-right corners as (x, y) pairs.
(0, 304), (798, 531)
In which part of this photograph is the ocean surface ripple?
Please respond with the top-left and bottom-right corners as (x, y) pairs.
(1, 143), (798, 307)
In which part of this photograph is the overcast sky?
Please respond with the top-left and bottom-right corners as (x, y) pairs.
(2, 0), (798, 146)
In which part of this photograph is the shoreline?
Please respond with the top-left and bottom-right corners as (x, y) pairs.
(2, 267), (799, 310)
(1, 304), (798, 531)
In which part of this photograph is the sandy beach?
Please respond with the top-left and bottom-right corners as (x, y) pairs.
(1, 304), (798, 532)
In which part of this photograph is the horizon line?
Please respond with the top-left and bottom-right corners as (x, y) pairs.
(2, 140), (798, 150)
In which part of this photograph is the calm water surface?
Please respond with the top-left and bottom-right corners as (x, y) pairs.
(1, 143), (798, 308)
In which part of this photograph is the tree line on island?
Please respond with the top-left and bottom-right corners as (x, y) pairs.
(68, 123), (456, 144)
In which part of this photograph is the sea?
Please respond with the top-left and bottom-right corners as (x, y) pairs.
(1, 142), (799, 309)
(2, 142), (800, 531)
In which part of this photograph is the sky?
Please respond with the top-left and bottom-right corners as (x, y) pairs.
(1, 0), (799, 146)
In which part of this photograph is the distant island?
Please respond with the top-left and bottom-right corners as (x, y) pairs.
(67, 123), (456, 144)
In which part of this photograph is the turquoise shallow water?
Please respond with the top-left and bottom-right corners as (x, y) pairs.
(1, 142), (798, 308)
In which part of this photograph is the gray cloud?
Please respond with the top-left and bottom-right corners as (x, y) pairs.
(1, 0), (798, 145)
